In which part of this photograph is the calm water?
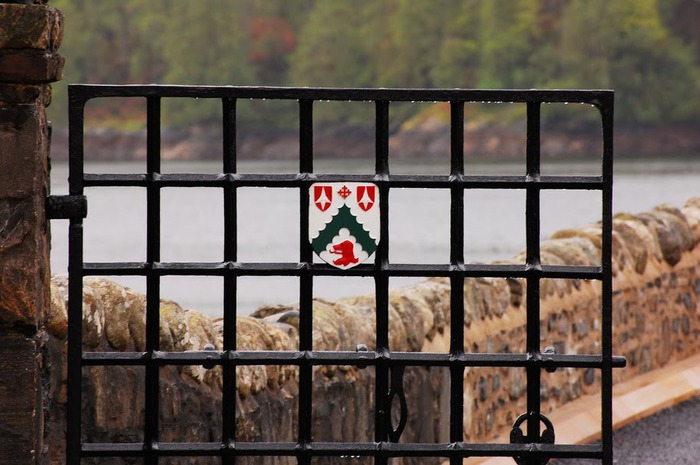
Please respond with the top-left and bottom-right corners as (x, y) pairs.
(50, 157), (700, 316)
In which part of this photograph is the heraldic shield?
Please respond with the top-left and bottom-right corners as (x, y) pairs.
(309, 183), (380, 269)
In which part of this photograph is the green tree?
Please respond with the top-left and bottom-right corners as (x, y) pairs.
(659, 0), (700, 66)
(155, 1), (256, 126)
(289, 1), (388, 88)
(559, 0), (700, 124)
(476, 0), (541, 88)
(288, 1), (391, 126)
(431, 0), (481, 88)
(378, 0), (455, 88)
(247, 16), (297, 84)
(49, 0), (164, 124)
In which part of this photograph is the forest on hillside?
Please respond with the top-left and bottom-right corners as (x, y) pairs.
(49, 0), (700, 133)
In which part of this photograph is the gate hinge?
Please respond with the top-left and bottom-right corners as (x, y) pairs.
(46, 195), (88, 220)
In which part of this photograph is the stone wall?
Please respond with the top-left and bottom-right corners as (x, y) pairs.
(45, 198), (700, 463)
(0, 2), (63, 465)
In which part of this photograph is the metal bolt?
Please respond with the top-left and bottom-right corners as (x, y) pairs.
(356, 343), (369, 369)
(203, 343), (216, 369)
(543, 346), (557, 373)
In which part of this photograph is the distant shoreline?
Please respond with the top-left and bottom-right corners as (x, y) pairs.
(49, 121), (700, 162)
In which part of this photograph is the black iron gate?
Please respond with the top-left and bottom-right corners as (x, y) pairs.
(64, 85), (625, 465)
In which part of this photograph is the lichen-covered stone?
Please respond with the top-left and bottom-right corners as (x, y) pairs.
(87, 278), (131, 351)
(541, 236), (601, 266)
(390, 284), (441, 347)
(550, 227), (602, 251)
(236, 316), (296, 398)
(682, 197), (700, 241)
(613, 217), (652, 274)
(124, 287), (146, 351)
(80, 285), (104, 349)
(636, 207), (693, 266)
(47, 275), (67, 338)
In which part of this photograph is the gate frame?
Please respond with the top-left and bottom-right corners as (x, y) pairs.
(66, 85), (625, 465)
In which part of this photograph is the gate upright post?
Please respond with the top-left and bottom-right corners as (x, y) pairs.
(0, 2), (64, 465)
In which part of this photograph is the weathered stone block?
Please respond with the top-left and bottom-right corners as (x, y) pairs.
(0, 83), (47, 105)
(0, 50), (64, 83)
(0, 198), (31, 253)
(0, 328), (41, 465)
(0, 104), (45, 197)
(0, 3), (63, 51)
(0, 97), (50, 329)
(0, 250), (48, 327)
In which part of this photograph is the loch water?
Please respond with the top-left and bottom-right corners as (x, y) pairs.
(50, 157), (700, 316)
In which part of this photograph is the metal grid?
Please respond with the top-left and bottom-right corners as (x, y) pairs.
(66, 85), (625, 465)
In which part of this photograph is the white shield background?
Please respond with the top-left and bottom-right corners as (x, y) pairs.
(309, 182), (380, 268)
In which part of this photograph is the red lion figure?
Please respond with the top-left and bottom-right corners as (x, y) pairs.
(328, 240), (359, 267)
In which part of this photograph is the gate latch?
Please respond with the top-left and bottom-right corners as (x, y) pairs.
(46, 195), (88, 220)
(510, 411), (555, 465)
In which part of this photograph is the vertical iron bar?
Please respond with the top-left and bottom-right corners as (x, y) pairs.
(374, 100), (390, 454)
(525, 101), (542, 451)
(66, 87), (86, 465)
(222, 97), (237, 464)
(449, 101), (465, 454)
(222, 97), (237, 176)
(145, 96), (161, 465)
(450, 101), (465, 181)
(298, 99), (314, 465)
(600, 94), (615, 465)
(375, 101), (390, 177)
(299, 99), (314, 175)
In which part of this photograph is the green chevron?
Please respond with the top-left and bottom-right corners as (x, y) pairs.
(311, 205), (377, 255)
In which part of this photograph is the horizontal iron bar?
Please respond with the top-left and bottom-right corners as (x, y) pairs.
(81, 262), (603, 279)
(83, 172), (604, 190)
(81, 441), (602, 458)
(81, 350), (626, 369)
(71, 84), (613, 106)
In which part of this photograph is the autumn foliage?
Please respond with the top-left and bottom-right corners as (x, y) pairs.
(248, 16), (296, 83)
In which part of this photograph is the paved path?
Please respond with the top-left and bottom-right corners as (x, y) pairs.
(466, 352), (700, 465)
(560, 395), (700, 464)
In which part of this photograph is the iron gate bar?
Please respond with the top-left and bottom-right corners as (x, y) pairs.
(81, 262), (604, 279)
(600, 89), (615, 465)
(81, 172), (606, 188)
(68, 84), (612, 104)
(449, 100), (466, 465)
(80, 350), (626, 369)
(66, 94), (84, 465)
(144, 95), (162, 465)
(80, 441), (604, 460)
(221, 96), (237, 465)
(525, 101), (542, 445)
(66, 84), (622, 465)
(297, 97), (313, 465)
(374, 99), (391, 465)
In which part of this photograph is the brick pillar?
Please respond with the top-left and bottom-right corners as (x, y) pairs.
(0, 1), (63, 464)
